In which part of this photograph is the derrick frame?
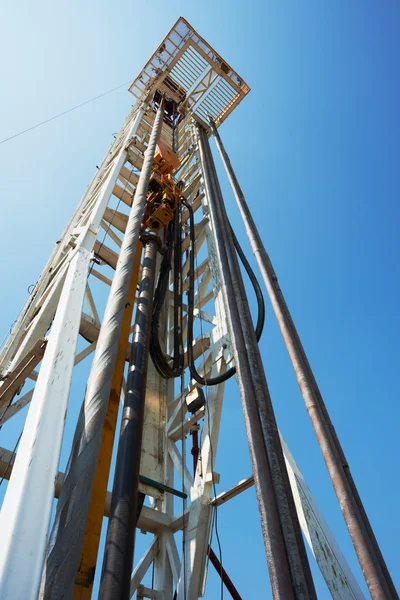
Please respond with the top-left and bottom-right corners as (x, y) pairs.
(0, 15), (384, 600)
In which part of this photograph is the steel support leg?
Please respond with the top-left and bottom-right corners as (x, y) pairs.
(40, 98), (164, 600)
(209, 117), (398, 600)
(0, 246), (91, 600)
(99, 235), (159, 600)
(196, 125), (316, 600)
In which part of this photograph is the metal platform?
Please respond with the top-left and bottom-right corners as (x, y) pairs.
(129, 17), (250, 159)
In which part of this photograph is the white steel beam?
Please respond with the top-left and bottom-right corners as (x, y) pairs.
(84, 282), (101, 324)
(0, 246), (92, 600)
(130, 537), (159, 597)
(168, 409), (205, 442)
(7, 264), (67, 370)
(137, 585), (163, 599)
(280, 436), (365, 600)
(0, 338), (46, 420)
(0, 102), (139, 375)
(0, 446), (172, 534)
(168, 440), (194, 496)
(0, 104), (146, 600)
(0, 340), (97, 425)
(165, 532), (181, 586)
(176, 358), (225, 600)
(208, 441), (366, 599)
(211, 476), (254, 507)
(0, 387), (34, 424)
(154, 443), (175, 600)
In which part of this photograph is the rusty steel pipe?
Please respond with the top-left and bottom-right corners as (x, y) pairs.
(207, 547), (242, 600)
(295, 333), (397, 599)
(196, 125), (295, 599)
(209, 117), (398, 600)
(198, 125), (318, 599)
(200, 126), (316, 600)
(40, 99), (165, 600)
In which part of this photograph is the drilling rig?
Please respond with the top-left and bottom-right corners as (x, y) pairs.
(0, 17), (397, 600)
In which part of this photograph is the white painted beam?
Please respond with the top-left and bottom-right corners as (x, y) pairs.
(168, 440), (194, 496)
(130, 537), (159, 597)
(176, 359), (225, 600)
(0, 104), (146, 600)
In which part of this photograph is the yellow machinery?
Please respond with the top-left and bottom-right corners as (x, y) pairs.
(145, 141), (182, 231)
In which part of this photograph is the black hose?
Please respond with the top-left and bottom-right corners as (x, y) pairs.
(150, 212), (185, 379)
(172, 209), (184, 373)
(183, 198), (265, 386)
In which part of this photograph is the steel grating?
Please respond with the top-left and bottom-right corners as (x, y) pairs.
(128, 17), (250, 147)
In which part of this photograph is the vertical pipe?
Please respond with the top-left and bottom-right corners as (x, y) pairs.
(197, 125), (303, 600)
(40, 98), (165, 600)
(0, 104), (147, 600)
(209, 118), (398, 600)
(99, 235), (159, 600)
(198, 126), (316, 600)
(73, 245), (143, 598)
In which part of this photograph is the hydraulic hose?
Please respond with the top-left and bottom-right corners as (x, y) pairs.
(150, 212), (184, 379)
(182, 198), (265, 386)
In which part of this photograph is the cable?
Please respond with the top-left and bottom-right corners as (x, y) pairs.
(173, 209), (184, 374)
(150, 212), (185, 379)
(149, 219), (175, 377)
(181, 370), (187, 600)
(150, 176), (265, 385)
(183, 198), (265, 386)
(0, 80), (132, 146)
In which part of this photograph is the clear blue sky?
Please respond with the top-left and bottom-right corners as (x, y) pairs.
(0, 1), (399, 598)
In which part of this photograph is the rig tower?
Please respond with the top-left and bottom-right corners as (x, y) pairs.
(0, 17), (397, 600)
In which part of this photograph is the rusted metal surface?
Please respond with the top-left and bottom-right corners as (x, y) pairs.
(209, 117), (398, 600)
(197, 125), (317, 599)
(207, 547), (242, 600)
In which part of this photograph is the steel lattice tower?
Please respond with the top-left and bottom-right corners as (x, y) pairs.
(0, 17), (397, 600)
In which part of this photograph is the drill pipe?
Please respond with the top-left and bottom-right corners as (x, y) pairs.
(197, 125), (316, 600)
(40, 98), (165, 600)
(199, 126), (316, 599)
(209, 117), (398, 600)
(99, 235), (159, 600)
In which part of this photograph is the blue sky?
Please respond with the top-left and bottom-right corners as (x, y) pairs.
(1, 1), (399, 598)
